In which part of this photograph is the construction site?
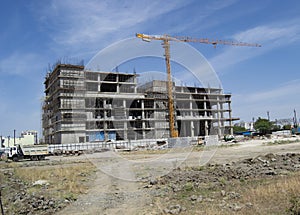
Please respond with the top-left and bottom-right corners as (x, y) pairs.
(5, 33), (300, 215)
(41, 33), (261, 145)
(42, 63), (237, 145)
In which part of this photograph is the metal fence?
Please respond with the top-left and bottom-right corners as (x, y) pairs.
(47, 136), (218, 153)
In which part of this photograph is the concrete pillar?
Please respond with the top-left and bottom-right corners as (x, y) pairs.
(228, 102), (233, 135)
(103, 99), (108, 141)
(220, 102), (224, 129)
(205, 120), (209, 136)
(190, 94), (193, 118)
(141, 100), (145, 139)
(216, 96), (221, 137)
(123, 99), (126, 109)
(123, 99), (128, 140)
(204, 96), (207, 117)
(191, 121), (194, 137)
(104, 122), (108, 142)
(123, 121), (128, 140)
(183, 121), (186, 137)
(141, 100), (145, 117)
(134, 76), (137, 93)
(116, 74), (120, 93)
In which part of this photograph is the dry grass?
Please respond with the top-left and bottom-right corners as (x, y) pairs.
(199, 173), (300, 214)
(156, 172), (300, 215)
(119, 147), (194, 161)
(238, 173), (300, 214)
(119, 148), (170, 155)
(13, 161), (96, 199)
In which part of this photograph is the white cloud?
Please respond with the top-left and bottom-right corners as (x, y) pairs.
(246, 79), (300, 102)
(37, 0), (191, 48)
(164, 0), (239, 36)
(234, 24), (300, 46)
(204, 0), (237, 11)
(0, 52), (45, 76)
(33, 0), (243, 56)
(209, 19), (300, 72)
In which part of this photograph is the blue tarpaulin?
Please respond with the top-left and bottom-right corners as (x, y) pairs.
(88, 131), (105, 142)
(88, 131), (116, 141)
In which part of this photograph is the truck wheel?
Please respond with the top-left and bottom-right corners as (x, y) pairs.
(12, 156), (19, 162)
(30, 156), (38, 161)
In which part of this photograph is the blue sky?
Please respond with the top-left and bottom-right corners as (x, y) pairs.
(0, 0), (300, 137)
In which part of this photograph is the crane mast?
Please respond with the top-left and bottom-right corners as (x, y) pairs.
(136, 33), (261, 138)
(163, 38), (178, 138)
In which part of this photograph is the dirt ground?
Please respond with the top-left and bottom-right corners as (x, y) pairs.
(55, 137), (300, 214)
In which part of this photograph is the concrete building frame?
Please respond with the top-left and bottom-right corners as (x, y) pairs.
(42, 64), (237, 144)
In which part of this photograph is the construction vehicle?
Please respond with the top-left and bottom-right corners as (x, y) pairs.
(7, 144), (49, 161)
(136, 33), (261, 138)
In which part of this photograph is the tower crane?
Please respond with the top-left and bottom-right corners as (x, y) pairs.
(136, 33), (261, 138)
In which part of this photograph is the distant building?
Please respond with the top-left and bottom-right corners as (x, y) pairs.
(276, 118), (294, 128)
(19, 131), (38, 145)
(42, 64), (238, 144)
(1, 130), (38, 148)
(235, 121), (254, 131)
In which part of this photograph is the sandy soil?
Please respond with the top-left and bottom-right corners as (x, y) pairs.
(56, 138), (300, 214)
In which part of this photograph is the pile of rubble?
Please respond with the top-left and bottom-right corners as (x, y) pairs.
(147, 153), (300, 214)
(1, 171), (66, 215)
(159, 153), (300, 187)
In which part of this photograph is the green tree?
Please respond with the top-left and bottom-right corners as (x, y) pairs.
(283, 124), (292, 130)
(271, 124), (281, 131)
(254, 117), (273, 135)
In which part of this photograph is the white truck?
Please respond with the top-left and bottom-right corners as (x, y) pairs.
(7, 144), (49, 161)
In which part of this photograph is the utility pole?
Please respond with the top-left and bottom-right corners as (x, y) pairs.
(294, 109), (298, 128)
(13, 129), (16, 146)
(267, 111), (270, 121)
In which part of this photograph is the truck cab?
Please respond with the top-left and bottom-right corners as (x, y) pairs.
(7, 145), (23, 161)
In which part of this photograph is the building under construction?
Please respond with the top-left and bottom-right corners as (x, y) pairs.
(42, 63), (238, 144)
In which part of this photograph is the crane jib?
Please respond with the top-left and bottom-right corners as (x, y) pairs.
(135, 33), (261, 138)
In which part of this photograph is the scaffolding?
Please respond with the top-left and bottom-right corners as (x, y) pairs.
(42, 64), (237, 144)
